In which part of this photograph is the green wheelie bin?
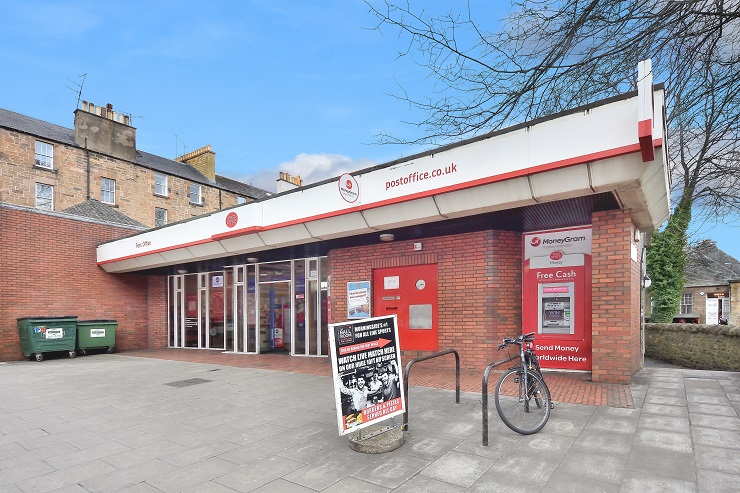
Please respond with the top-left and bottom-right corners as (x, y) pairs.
(17, 316), (78, 362)
(76, 320), (117, 355)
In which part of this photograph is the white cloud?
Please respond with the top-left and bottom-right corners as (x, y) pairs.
(238, 153), (377, 193)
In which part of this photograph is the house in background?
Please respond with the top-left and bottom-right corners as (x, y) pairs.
(0, 102), (270, 228)
(673, 239), (740, 325)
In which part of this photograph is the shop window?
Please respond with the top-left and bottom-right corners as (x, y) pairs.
(35, 183), (53, 210)
(155, 207), (168, 227)
(190, 183), (202, 205)
(155, 173), (168, 196)
(35, 141), (53, 169)
(101, 177), (116, 204)
(680, 293), (693, 314)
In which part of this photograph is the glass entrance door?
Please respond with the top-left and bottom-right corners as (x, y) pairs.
(292, 258), (328, 356)
(258, 262), (292, 353)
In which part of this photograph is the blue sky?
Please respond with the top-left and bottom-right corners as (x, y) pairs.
(1, 0), (737, 259)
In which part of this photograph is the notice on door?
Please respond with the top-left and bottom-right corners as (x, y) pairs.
(328, 315), (405, 436)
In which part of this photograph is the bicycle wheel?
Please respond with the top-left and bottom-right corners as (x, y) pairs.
(494, 367), (551, 435)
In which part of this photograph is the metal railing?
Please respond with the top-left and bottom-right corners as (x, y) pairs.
(402, 349), (460, 431)
(481, 354), (519, 446)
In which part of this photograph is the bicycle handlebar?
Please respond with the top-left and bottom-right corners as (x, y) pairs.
(497, 332), (536, 350)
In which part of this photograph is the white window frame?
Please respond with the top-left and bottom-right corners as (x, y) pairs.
(155, 207), (168, 227)
(190, 183), (202, 205)
(35, 141), (54, 169)
(101, 177), (116, 204)
(155, 173), (168, 196)
(35, 183), (53, 210)
(680, 293), (693, 314)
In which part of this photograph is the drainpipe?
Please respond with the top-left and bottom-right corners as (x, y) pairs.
(85, 137), (91, 200)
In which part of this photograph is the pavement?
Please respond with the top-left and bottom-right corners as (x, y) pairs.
(0, 351), (738, 493)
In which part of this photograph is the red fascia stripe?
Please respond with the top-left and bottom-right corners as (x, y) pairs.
(99, 140), (663, 266)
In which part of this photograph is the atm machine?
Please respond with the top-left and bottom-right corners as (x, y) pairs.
(538, 282), (574, 335)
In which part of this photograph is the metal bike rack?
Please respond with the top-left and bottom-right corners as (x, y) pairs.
(402, 349), (460, 431)
(481, 354), (518, 446)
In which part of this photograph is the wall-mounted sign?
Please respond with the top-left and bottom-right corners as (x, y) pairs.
(328, 315), (405, 436)
(347, 281), (370, 319)
(338, 173), (359, 203)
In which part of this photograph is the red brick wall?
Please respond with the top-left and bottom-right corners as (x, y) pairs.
(328, 230), (522, 372)
(0, 205), (153, 361)
(591, 210), (641, 383)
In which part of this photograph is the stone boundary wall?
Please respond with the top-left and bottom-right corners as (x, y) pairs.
(645, 323), (740, 371)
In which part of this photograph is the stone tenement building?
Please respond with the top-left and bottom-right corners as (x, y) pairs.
(0, 102), (269, 228)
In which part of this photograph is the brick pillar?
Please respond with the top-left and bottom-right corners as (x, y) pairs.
(148, 276), (168, 349)
(591, 210), (641, 383)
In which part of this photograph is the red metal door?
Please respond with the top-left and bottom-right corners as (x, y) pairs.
(373, 264), (438, 351)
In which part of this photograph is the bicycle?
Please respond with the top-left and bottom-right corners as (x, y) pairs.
(494, 332), (552, 434)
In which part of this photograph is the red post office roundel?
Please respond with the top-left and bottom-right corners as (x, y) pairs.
(225, 212), (238, 228)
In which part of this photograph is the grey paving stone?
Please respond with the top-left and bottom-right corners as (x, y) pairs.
(688, 402), (738, 417)
(13, 459), (117, 493)
(556, 450), (627, 484)
(144, 456), (238, 493)
(572, 430), (634, 455)
(691, 426), (740, 449)
(641, 403), (690, 417)
(695, 444), (740, 475)
(352, 454), (432, 489)
(634, 428), (693, 453)
(215, 455), (306, 492)
(627, 445), (696, 482)
(322, 476), (392, 493)
(398, 435), (460, 461)
(248, 478), (320, 492)
(687, 394), (732, 405)
(44, 441), (131, 469)
(696, 468), (740, 493)
(646, 387), (686, 398)
(0, 441), (79, 470)
(638, 414), (691, 432)
(619, 470), (696, 492)
(276, 432), (346, 464)
(280, 451), (377, 491)
(585, 415), (639, 435)
(418, 450), (493, 487)
(102, 439), (188, 469)
(489, 450), (560, 486)
(182, 480), (244, 493)
(517, 432), (575, 460)
(644, 394), (687, 407)
(468, 471), (543, 492)
(79, 458), (178, 493)
(546, 472), (621, 493)
(690, 414), (740, 431)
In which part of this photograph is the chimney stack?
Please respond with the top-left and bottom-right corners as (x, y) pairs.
(176, 145), (216, 181)
(276, 172), (303, 193)
(74, 101), (136, 161)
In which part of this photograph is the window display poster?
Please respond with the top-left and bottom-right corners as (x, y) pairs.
(328, 315), (405, 436)
(347, 281), (371, 319)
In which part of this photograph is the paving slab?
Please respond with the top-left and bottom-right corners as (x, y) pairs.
(1, 354), (739, 492)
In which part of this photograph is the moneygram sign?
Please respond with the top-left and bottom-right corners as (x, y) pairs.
(525, 228), (592, 259)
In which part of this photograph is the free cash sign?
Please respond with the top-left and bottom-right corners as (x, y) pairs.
(328, 315), (405, 436)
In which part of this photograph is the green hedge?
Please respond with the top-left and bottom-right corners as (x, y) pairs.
(645, 323), (740, 371)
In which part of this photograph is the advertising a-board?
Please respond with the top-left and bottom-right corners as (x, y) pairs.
(328, 315), (405, 436)
(523, 227), (592, 370)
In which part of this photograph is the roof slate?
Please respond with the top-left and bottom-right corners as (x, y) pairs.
(685, 240), (740, 286)
(60, 199), (147, 229)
